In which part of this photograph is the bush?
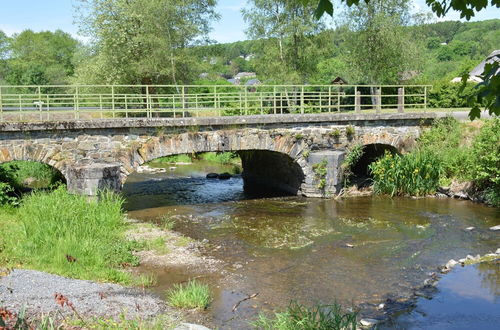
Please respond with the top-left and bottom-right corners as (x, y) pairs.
(418, 117), (470, 180)
(369, 150), (442, 196)
(0, 187), (139, 284)
(427, 81), (477, 108)
(166, 280), (212, 309)
(469, 118), (500, 192)
(252, 301), (357, 330)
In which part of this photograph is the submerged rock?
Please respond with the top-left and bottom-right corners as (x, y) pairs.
(218, 172), (231, 180)
(206, 173), (218, 179)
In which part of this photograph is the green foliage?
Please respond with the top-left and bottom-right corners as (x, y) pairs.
(418, 117), (470, 179)
(0, 182), (16, 205)
(0, 187), (140, 284)
(313, 0), (497, 20)
(159, 215), (176, 230)
(341, 144), (364, 185)
(345, 126), (355, 137)
(5, 30), (78, 85)
(0, 161), (64, 190)
(166, 280), (212, 309)
(150, 154), (192, 164)
(74, 0), (218, 85)
(468, 118), (500, 189)
(198, 152), (240, 164)
(428, 81), (478, 108)
(329, 128), (341, 138)
(252, 301), (357, 330)
(369, 150), (442, 196)
(463, 60), (500, 120)
(313, 158), (328, 190)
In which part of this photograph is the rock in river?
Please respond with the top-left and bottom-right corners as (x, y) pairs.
(218, 172), (232, 180)
(206, 173), (219, 179)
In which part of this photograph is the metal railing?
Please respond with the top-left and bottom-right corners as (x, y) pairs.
(0, 84), (431, 122)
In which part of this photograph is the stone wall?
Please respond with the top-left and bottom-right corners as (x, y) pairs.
(0, 113), (434, 197)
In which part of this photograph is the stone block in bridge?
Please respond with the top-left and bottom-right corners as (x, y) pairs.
(66, 163), (122, 196)
(303, 151), (346, 197)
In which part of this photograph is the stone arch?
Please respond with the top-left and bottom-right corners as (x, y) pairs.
(121, 130), (309, 196)
(350, 143), (398, 186)
(0, 145), (69, 182)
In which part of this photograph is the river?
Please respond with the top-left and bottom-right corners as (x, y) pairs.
(123, 160), (499, 329)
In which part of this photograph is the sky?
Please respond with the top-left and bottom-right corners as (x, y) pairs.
(0, 0), (498, 43)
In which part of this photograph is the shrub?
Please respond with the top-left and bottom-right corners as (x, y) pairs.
(341, 144), (364, 186)
(427, 81), (477, 108)
(166, 280), (212, 309)
(329, 128), (341, 138)
(418, 117), (470, 180)
(252, 301), (357, 330)
(369, 150), (441, 196)
(469, 118), (499, 192)
(345, 126), (355, 137)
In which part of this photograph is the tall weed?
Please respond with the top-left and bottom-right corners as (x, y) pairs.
(369, 150), (441, 196)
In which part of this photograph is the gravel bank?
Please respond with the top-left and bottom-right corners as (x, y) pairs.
(0, 269), (173, 320)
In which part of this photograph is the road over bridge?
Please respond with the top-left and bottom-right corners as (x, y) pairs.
(0, 112), (436, 197)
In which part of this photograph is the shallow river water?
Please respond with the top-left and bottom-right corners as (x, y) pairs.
(123, 161), (499, 329)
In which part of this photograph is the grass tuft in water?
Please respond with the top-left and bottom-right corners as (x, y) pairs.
(166, 280), (212, 309)
(252, 301), (358, 330)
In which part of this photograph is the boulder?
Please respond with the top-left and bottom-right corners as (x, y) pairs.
(206, 173), (218, 179)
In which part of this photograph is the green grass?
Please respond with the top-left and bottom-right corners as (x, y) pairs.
(0, 160), (64, 189)
(149, 154), (192, 164)
(198, 152), (240, 165)
(369, 150), (442, 196)
(252, 301), (358, 330)
(0, 187), (142, 284)
(159, 215), (176, 230)
(166, 280), (212, 309)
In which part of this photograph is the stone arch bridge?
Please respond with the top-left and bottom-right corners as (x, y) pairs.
(0, 113), (435, 197)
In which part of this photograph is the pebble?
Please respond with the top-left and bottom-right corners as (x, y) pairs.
(465, 227), (475, 231)
(445, 259), (459, 269)
(360, 318), (379, 327)
(489, 225), (500, 231)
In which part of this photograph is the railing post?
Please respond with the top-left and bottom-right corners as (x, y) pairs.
(0, 86), (3, 122)
(111, 86), (115, 118)
(424, 86), (427, 111)
(75, 86), (80, 119)
(99, 94), (103, 119)
(260, 91), (263, 115)
(195, 94), (199, 117)
(355, 88), (361, 113)
(398, 87), (405, 113)
(337, 91), (341, 112)
(375, 87), (381, 114)
(300, 86), (304, 114)
(146, 86), (150, 118)
(328, 86), (331, 112)
(273, 86), (277, 115)
(125, 94), (128, 118)
(182, 86), (186, 118)
(244, 88), (248, 115)
(38, 86), (42, 121)
(19, 94), (22, 121)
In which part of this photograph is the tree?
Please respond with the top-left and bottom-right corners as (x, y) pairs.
(74, 0), (219, 85)
(344, 0), (422, 85)
(311, 0), (500, 118)
(242, 0), (325, 83)
(312, 0), (500, 20)
(5, 30), (78, 85)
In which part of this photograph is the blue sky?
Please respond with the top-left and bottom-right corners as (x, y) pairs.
(0, 0), (498, 43)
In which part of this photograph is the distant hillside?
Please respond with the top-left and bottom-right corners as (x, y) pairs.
(192, 19), (500, 84)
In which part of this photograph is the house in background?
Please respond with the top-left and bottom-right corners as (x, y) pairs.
(451, 50), (500, 83)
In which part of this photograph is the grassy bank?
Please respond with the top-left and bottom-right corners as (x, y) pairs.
(149, 152), (240, 166)
(0, 187), (144, 285)
(369, 117), (499, 205)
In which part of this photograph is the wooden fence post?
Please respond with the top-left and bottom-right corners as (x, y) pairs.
(398, 87), (405, 113)
(355, 89), (361, 113)
(375, 88), (381, 114)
